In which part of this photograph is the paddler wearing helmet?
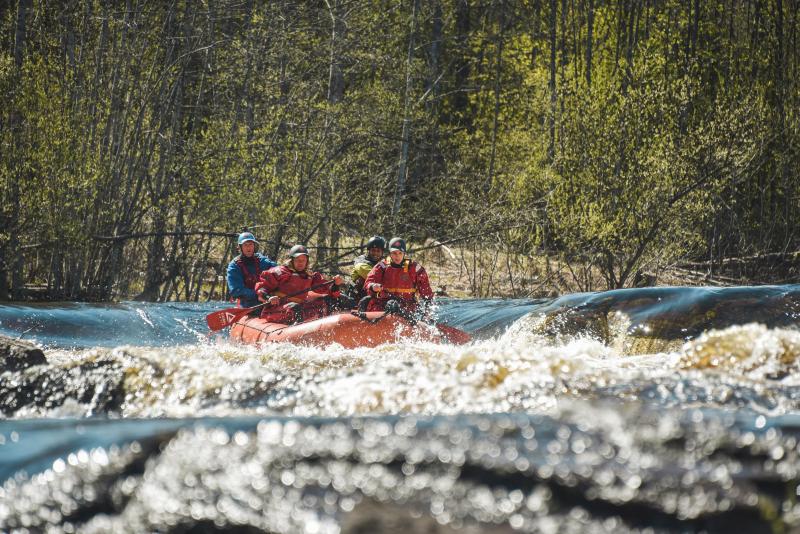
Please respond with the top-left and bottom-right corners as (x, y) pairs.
(363, 237), (434, 315)
(226, 232), (277, 308)
(347, 235), (386, 302)
(254, 244), (345, 324)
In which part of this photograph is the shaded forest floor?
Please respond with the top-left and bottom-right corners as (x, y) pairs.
(11, 246), (800, 303)
(414, 247), (800, 299)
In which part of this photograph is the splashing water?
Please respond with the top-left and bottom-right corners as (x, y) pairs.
(2, 286), (800, 531)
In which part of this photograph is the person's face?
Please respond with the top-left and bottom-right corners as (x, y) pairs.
(292, 254), (309, 271)
(240, 241), (256, 257)
(368, 246), (384, 262)
(389, 250), (405, 264)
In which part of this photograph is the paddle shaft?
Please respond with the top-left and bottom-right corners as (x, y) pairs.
(259, 279), (335, 307)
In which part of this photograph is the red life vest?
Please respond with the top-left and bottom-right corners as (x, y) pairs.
(235, 255), (263, 289)
(256, 265), (340, 322)
(377, 259), (418, 301)
(364, 258), (434, 312)
(266, 265), (314, 303)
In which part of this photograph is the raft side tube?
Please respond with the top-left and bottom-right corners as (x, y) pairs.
(229, 311), (469, 349)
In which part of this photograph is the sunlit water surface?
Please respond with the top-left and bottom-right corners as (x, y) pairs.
(2, 286), (800, 532)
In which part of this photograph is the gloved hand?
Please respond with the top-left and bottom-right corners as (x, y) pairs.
(259, 291), (279, 306)
(369, 283), (389, 299)
(357, 296), (372, 314)
(384, 299), (401, 315)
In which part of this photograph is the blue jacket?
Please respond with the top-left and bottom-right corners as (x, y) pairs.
(226, 253), (277, 307)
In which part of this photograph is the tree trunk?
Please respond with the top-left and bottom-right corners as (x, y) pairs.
(453, 0), (471, 122)
(547, 0), (557, 162)
(586, 0), (594, 87)
(160, 206), (185, 302)
(426, 0), (444, 184)
(486, 4), (505, 194)
(140, 2), (187, 301)
(774, 0), (789, 243)
(392, 0), (419, 227)
(269, 13), (292, 261)
(318, 0), (346, 266)
(140, 214), (168, 301)
(3, 0), (32, 301)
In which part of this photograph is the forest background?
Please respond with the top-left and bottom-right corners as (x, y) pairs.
(1, 0), (798, 302)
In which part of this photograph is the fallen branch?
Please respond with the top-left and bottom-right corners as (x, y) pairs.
(668, 266), (742, 286)
(92, 231), (359, 251)
(93, 230), (235, 241)
(677, 250), (800, 269)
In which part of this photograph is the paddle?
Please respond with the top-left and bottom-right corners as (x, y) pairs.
(206, 280), (335, 332)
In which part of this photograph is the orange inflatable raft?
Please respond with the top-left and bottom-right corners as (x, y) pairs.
(230, 311), (470, 349)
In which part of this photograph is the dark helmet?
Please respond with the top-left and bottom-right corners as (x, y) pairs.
(365, 236), (386, 250)
(388, 237), (406, 252)
(288, 244), (310, 258)
(237, 232), (259, 246)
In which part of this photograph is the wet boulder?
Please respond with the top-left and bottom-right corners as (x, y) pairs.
(0, 360), (126, 417)
(0, 334), (46, 372)
(526, 287), (800, 356)
(0, 348), (126, 417)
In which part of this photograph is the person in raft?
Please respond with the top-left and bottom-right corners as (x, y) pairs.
(347, 235), (386, 302)
(254, 244), (345, 324)
(363, 237), (434, 316)
(226, 232), (277, 308)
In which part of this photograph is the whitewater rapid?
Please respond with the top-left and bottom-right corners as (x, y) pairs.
(3, 286), (800, 532)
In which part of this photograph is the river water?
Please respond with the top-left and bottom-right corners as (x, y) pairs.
(2, 286), (800, 532)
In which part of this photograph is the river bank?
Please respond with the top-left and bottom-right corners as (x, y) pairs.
(416, 247), (800, 299)
(8, 248), (800, 303)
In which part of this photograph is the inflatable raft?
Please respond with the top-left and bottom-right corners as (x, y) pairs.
(230, 311), (470, 349)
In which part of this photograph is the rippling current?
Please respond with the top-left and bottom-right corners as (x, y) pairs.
(2, 286), (800, 532)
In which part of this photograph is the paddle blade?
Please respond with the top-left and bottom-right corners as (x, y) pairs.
(435, 323), (471, 344)
(206, 307), (248, 332)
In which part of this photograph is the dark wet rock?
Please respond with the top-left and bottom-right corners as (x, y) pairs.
(0, 358), (126, 416)
(0, 333), (46, 372)
(536, 307), (612, 343)
(529, 286), (800, 355)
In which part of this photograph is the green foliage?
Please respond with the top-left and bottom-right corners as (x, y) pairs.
(0, 0), (797, 299)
